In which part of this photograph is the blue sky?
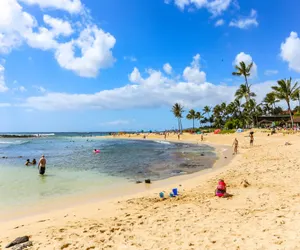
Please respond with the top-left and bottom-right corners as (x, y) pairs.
(0, 0), (300, 132)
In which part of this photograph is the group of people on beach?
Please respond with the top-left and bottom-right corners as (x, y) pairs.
(25, 155), (47, 175)
(232, 131), (254, 155)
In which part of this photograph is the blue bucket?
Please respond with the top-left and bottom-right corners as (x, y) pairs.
(172, 188), (178, 196)
(159, 192), (164, 198)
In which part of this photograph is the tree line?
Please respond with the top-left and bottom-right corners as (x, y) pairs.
(172, 61), (300, 132)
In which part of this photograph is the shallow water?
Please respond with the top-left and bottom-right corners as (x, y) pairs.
(0, 134), (217, 213)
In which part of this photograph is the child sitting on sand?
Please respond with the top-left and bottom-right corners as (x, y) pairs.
(215, 179), (232, 198)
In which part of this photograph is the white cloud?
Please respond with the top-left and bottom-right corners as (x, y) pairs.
(124, 56), (137, 62)
(0, 103), (11, 107)
(233, 52), (257, 78)
(0, 0), (116, 78)
(129, 67), (143, 83)
(19, 0), (83, 14)
(280, 32), (300, 73)
(183, 54), (206, 84)
(33, 85), (47, 93)
(167, 0), (232, 16)
(215, 19), (225, 27)
(25, 15), (73, 51)
(13, 86), (27, 92)
(55, 26), (116, 77)
(163, 63), (173, 75)
(0, 0), (36, 54)
(0, 64), (8, 92)
(229, 9), (258, 29)
(264, 70), (278, 76)
(43, 15), (73, 37)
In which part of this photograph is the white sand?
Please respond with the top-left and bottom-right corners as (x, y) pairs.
(1, 130), (300, 250)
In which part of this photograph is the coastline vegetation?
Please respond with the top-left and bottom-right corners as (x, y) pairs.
(172, 61), (300, 131)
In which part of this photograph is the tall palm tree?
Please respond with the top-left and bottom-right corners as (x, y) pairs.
(195, 112), (204, 127)
(172, 103), (184, 132)
(235, 84), (256, 102)
(271, 78), (299, 127)
(292, 89), (300, 112)
(263, 92), (279, 114)
(232, 61), (253, 103)
(203, 106), (211, 126)
(186, 109), (196, 130)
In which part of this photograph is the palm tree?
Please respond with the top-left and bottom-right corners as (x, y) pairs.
(271, 78), (299, 127)
(292, 89), (300, 112)
(172, 103), (184, 133)
(203, 106), (211, 126)
(263, 92), (279, 114)
(232, 61), (253, 103)
(235, 84), (256, 102)
(195, 112), (204, 127)
(186, 109), (196, 130)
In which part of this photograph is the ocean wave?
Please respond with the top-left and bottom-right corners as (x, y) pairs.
(154, 140), (171, 145)
(0, 140), (30, 145)
(33, 133), (55, 137)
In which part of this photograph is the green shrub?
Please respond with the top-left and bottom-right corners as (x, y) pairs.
(224, 119), (243, 130)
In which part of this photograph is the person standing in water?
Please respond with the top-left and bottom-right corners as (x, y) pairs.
(232, 138), (238, 155)
(38, 155), (46, 175)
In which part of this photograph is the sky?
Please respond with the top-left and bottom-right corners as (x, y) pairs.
(0, 0), (300, 132)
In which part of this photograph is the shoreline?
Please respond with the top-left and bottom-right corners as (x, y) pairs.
(0, 137), (232, 223)
(2, 131), (300, 249)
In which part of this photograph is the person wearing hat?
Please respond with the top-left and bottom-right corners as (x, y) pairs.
(38, 155), (47, 175)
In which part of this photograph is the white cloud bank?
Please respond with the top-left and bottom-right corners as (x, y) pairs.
(229, 9), (258, 29)
(0, 0), (116, 77)
(280, 32), (300, 73)
(166, 0), (232, 16)
(20, 54), (274, 111)
(233, 52), (258, 78)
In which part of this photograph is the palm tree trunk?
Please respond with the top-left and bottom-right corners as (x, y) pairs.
(177, 118), (180, 132)
(192, 118), (194, 131)
(287, 101), (294, 128)
(179, 119), (182, 133)
(298, 97), (300, 112)
(244, 75), (250, 103)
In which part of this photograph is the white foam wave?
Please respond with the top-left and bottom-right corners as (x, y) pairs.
(154, 140), (171, 145)
(0, 140), (30, 145)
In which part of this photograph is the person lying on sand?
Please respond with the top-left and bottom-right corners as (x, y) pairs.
(215, 179), (233, 198)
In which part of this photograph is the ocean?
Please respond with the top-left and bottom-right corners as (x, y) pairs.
(0, 133), (217, 217)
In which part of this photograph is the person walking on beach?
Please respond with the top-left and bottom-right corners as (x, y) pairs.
(250, 132), (254, 146)
(232, 138), (238, 155)
(38, 155), (46, 175)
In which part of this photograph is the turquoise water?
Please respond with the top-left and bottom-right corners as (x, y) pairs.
(0, 134), (217, 214)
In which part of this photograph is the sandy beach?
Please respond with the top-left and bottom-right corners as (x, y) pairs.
(1, 131), (300, 250)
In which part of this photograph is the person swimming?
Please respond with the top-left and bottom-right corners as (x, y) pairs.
(32, 159), (36, 165)
(25, 159), (31, 166)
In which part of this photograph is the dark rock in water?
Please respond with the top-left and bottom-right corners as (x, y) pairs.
(145, 179), (151, 184)
(136, 181), (142, 184)
(6, 236), (29, 248)
(200, 153), (204, 156)
(12, 241), (32, 250)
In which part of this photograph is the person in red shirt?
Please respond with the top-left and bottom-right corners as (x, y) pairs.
(215, 179), (232, 198)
